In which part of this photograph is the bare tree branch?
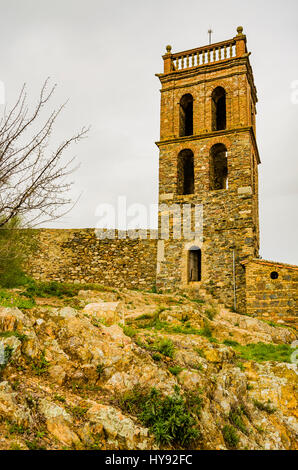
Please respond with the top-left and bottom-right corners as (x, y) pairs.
(0, 79), (89, 228)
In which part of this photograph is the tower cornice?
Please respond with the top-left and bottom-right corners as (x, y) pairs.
(156, 126), (261, 164)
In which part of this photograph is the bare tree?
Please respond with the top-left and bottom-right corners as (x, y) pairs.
(0, 79), (88, 228)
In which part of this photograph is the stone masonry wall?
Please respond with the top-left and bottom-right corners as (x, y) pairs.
(28, 229), (158, 290)
(245, 259), (298, 323)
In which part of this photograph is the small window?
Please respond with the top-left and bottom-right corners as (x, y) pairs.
(270, 271), (278, 280)
(177, 149), (194, 195)
(179, 94), (193, 137)
(188, 247), (201, 282)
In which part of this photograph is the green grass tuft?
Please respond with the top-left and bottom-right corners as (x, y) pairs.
(168, 365), (183, 376)
(0, 289), (35, 309)
(0, 331), (27, 342)
(253, 399), (276, 414)
(222, 424), (239, 448)
(228, 407), (247, 434)
(234, 342), (293, 363)
(123, 326), (137, 338)
(118, 386), (202, 446)
(153, 337), (175, 358)
(30, 350), (49, 376)
(223, 339), (240, 347)
(96, 363), (105, 377)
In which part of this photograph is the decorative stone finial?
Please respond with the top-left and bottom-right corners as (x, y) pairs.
(237, 26), (243, 35)
(166, 45), (172, 54)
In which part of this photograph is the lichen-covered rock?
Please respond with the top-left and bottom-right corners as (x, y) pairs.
(0, 336), (22, 360)
(0, 382), (31, 427)
(57, 307), (78, 319)
(39, 399), (80, 447)
(0, 286), (297, 450)
(0, 307), (31, 332)
(214, 309), (296, 345)
(86, 403), (154, 450)
(83, 302), (121, 325)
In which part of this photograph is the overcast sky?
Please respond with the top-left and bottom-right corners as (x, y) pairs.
(0, 0), (297, 265)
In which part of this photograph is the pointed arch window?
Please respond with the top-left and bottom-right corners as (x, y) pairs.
(177, 149), (194, 195)
(179, 94), (193, 136)
(212, 87), (226, 131)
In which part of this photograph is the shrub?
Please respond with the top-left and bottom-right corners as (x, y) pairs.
(205, 308), (216, 320)
(181, 314), (190, 323)
(230, 342), (293, 363)
(96, 363), (105, 377)
(184, 390), (203, 417)
(118, 386), (202, 446)
(9, 443), (22, 450)
(223, 339), (240, 347)
(0, 218), (37, 288)
(24, 280), (79, 298)
(253, 399), (276, 414)
(123, 326), (137, 338)
(152, 353), (162, 361)
(25, 439), (46, 450)
(209, 337), (218, 343)
(0, 331), (27, 342)
(8, 423), (26, 435)
(30, 350), (49, 376)
(54, 394), (66, 403)
(154, 338), (175, 358)
(228, 407), (247, 434)
(70, 405), (88, 418)
(222, 424), (239, 448)
(194, 347), (205, 358)
(150, 284), (158, 294)
(168, 365), (183, 376)
(22, 279), (118, 299)
(0, 290), (35, 309)
(135, 313), (152, 321)
(199, 320), (213, 338)
(191, 298), (205, 304)
(192, 362), (203, 372)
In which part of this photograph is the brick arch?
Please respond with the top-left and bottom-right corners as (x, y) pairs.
(176, 143), (197, 155)
(177, 90), (195, 102)
(206, 82), (232, 98)
(206, 137), (232, 153)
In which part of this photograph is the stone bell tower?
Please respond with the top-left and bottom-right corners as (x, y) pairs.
(155, 27), (260, 312)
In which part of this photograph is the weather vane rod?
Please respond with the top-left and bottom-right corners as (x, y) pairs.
(208, 29), (213, 45)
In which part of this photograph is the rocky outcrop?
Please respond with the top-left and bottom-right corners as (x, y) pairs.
(0, 286), (297, 450)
